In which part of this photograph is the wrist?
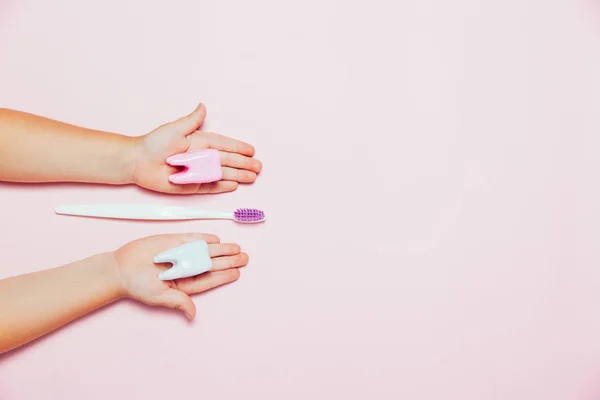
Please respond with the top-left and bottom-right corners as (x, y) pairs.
(96, 252), (128, 300)
(115, 135), (140, 185)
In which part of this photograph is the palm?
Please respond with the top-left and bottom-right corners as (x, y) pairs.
(133, 128), (190, 193)
(115, 235), (188, 303)
(131, 104), (262, 195)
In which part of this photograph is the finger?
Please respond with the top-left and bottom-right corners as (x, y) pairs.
(211, 253), (249, 271)
(191, 131), (255, 156)
(149, 232), (219, 244)
(208, 243), (241, 258)
(220, 152), (263, 172)
(156, 288), (196, 320)
(221, 167), (257, 183)
(150, 232), (221, 244)
(166, 182), (201, 194)
(176, 269), (241, 295)
(148, 233), (220, 257)
(165, 103), (207, 137)
(195, 181), (238, 194)
(179, 233), (220, 244)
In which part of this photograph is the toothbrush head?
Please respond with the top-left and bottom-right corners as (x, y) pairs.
(233, 208), (266, 223)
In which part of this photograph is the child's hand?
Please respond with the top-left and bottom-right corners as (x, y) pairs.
(114, 233), (247, 319)
(131, 104), (263, 194)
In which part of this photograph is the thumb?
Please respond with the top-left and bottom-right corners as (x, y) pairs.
(157, 288), (197, 320)
(166, 103), (207, 137)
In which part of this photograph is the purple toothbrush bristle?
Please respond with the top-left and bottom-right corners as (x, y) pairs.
(233, 208), (265, 222)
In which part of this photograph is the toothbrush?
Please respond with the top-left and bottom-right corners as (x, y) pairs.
(54, 204), (267, 223)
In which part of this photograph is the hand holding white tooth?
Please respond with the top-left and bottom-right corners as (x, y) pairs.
(153, 240), (213, 280)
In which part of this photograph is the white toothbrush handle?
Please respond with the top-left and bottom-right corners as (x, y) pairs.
(55, 204), (233, 221)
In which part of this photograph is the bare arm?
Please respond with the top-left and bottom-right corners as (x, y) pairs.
(0, 108), (136, 184)
(0, 253), (123, 353)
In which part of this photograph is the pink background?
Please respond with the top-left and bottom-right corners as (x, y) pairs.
(0, 0), (599, 398)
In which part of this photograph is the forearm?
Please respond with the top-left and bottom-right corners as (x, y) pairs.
(0, 108), (138, 184)
(0, 252), (124, 353)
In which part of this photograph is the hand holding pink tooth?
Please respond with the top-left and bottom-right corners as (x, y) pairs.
(166, 149), (223, 184)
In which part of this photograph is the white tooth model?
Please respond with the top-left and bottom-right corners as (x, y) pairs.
(153, 240), (213, 280)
